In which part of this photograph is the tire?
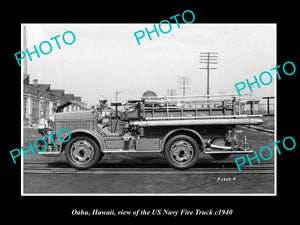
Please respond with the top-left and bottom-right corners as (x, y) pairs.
(210, 138), (230, 160)
(164, 135), (200, 170)
(98, 153), (105, 162)
(65, 135), (102, 170)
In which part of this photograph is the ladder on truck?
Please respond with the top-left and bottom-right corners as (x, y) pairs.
(141, 94), (257, 119)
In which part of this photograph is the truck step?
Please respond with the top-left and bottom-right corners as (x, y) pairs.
(38, 151), (61, 155)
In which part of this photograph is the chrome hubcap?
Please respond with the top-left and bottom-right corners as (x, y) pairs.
(70, 140), (94, 164)
(170, 140), (194, 163)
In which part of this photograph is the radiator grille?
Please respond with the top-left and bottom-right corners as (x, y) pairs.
(55, 121), (94, 134)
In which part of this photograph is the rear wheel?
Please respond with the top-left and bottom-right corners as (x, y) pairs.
(65, 136), (103, 169)
(164, 135), (199, 170)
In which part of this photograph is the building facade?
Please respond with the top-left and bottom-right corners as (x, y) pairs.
(23, 75), (88, 126)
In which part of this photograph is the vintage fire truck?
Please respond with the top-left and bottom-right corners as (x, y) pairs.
(37, 94), (263, 170)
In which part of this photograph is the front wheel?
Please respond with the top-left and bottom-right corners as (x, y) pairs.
(65, 136), (102, 169)
(164, 135), (200, 170)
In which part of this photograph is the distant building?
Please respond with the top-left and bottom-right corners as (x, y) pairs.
(23, 74), (87, 125)
(142, 90), (157, 98)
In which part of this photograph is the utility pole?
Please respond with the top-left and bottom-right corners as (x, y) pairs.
(167, 89), (177, 96)
(199, 52), (218, 96)
(178, 76), (190, 96)
(115, 91), (120, 103)
(23, 25), (28, 76)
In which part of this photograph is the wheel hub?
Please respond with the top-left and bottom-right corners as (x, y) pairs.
(71, 140), (94, 163)
(171, 140), (193, 163)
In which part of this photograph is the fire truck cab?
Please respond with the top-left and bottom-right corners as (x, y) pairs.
(37, 94), (263, 170)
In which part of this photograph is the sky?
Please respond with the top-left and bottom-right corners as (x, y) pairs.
(23, 23), (276, 107)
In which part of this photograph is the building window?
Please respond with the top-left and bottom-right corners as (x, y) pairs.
(43, 101), (49, 119)
(23, 97), (27, 119)
(32, 99), (39, 120)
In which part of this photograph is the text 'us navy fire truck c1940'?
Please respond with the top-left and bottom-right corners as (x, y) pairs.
(36, 94), (263, 170)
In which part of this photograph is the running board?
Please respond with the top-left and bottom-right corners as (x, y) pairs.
(204, 150), (254, 154)
(102, 149), (161, 153)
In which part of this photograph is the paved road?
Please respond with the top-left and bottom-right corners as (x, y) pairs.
(23, 158), (274, 194)
(23, 170), (274, 194)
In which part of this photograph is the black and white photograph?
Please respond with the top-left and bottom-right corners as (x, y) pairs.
(21, 23), (276, 195)
(4, 4), (298, 223)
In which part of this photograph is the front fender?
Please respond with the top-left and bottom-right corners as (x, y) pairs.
(59, 128), (105, 152)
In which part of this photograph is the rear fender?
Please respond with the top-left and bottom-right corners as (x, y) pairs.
(161, 128), (206, 151)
